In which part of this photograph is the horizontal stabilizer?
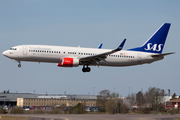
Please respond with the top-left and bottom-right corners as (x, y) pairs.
(151, 52), (175, 57)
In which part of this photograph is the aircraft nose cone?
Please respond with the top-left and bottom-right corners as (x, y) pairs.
(2, 51), (5, 56)
(2, 51), (8, 57)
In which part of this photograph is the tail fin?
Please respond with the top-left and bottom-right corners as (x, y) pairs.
(128, 23), (171, 54)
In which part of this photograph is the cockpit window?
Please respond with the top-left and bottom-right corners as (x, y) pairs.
(10, 48), (17, 50)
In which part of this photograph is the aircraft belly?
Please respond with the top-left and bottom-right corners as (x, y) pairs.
(99, 59), (137, 66)
(17, 55), (61, 63)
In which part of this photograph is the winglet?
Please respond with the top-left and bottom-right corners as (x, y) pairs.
(115, 39), (126, 51)
(98, 43), (103, 49)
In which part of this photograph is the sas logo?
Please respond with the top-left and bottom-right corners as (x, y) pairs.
(145, 43), (163, 51)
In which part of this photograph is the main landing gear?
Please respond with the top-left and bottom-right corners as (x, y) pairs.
(82, 64), (91, 72)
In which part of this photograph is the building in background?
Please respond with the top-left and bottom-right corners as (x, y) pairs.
(0, 90), (97, 107)
(17, 98), (97, 107)
(166, 99), (180, 111)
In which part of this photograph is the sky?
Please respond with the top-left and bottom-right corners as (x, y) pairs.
(0, 0), (180, 97)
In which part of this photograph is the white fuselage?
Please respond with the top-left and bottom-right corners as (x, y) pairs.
(2, 45), (163, 67)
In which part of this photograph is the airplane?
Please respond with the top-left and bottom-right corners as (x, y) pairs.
(2, 23), (174, 72)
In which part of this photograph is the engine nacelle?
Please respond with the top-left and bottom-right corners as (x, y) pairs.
(57, 58), (79, 67)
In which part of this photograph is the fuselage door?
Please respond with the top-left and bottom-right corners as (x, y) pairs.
(138, 53), (141, 62)
(23, 46), (27, 55)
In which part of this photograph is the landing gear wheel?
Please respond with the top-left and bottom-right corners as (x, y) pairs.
(18, 64), (21, 68)
(82, 67), (87, 72)
(82, 64), (91, 72)
(86, 67), (91, 72)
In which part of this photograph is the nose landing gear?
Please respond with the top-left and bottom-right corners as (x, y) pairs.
(82, 64), (91, 72)
(18, 61), (21, 68)
(18, 64), (21, 68)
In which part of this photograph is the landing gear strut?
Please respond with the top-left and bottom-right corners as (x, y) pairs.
(82, 64), (91, 72)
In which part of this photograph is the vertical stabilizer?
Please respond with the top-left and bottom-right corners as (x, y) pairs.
(128, 23), (171, 54)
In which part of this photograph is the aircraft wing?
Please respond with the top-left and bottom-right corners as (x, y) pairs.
(79, 39), (126, 65)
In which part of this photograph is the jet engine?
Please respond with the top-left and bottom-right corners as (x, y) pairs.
(57, 58), (79, 67)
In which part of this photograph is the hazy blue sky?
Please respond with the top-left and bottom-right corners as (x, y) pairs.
(0, 0), (179, 97)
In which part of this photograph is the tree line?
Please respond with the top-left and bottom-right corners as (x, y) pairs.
(96, 87), (180, 114)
